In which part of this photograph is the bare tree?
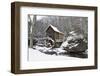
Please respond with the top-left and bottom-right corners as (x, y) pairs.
(29, 15), (36, 48)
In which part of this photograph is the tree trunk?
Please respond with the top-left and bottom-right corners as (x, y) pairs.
(29, 15), (36, 48)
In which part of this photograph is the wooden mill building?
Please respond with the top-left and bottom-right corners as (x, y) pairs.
(46, 24), (64, 47)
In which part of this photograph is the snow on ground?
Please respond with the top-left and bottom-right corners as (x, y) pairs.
(28, 46), (82, 61)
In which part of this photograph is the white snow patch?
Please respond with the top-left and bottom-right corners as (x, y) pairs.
(60, 41), (68, 48)
(53, 48), (66, 54)
(28, 46), (80, 61)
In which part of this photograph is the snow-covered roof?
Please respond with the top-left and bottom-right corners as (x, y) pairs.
(48, 24), (64, 34)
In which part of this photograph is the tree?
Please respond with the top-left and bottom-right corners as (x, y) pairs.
(28, 15), (36, 48)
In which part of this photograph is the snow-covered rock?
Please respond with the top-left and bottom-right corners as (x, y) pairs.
(60, 41), (68, 49)
(60, 31), (87, 53)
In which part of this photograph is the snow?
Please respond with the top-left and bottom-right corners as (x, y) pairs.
(67, 36), (73, 41)
(49, 24), (64, 34)
(28, 46), (80, 61)
(60, 40), (68, 48)
(29, 48), (47, 57)
(53, 48), (66, 52)
(69, 31), (77, 35)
